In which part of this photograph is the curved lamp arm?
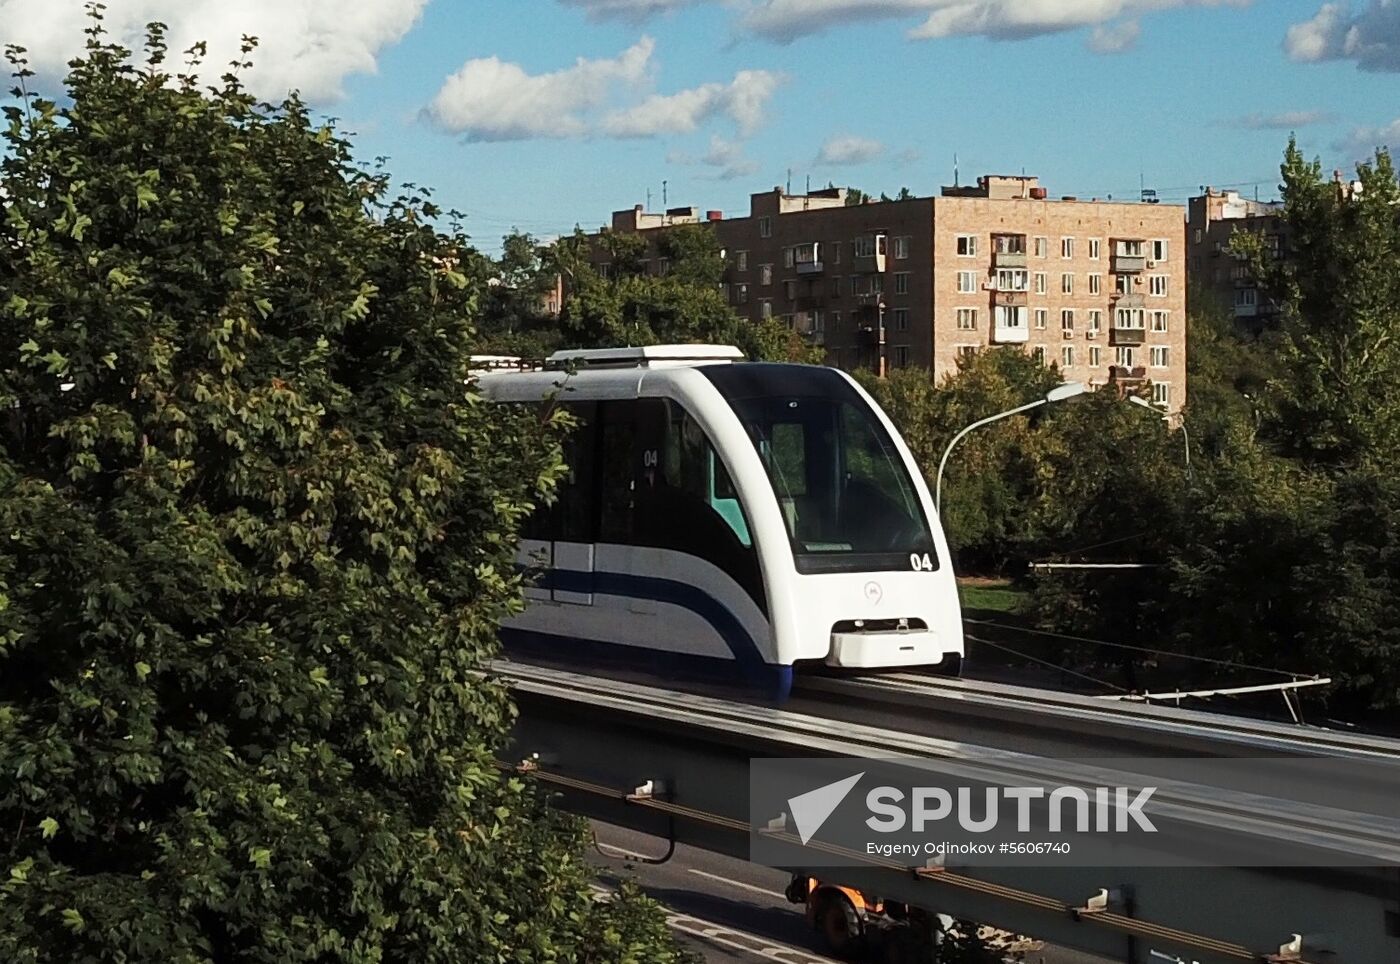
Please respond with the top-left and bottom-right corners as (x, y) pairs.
(935, 398), (1045, 514)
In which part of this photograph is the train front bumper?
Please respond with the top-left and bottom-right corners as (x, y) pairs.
(825, 630), (956, 669)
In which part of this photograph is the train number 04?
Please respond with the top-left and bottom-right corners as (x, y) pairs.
(909, 552), (934, 571)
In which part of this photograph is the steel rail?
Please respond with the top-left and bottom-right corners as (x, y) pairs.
(494, 662), (1400, 865)
(796, 671), (1400, 759)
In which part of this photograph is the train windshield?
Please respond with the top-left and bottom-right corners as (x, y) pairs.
(700, 365), (937, 574)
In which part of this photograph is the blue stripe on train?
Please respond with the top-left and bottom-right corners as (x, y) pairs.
(508, 566), (793, 703)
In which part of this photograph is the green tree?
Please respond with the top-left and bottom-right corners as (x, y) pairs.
(1238, 140), (1400, 470)
(552, 224), (820, 362)
(0, 20), (688, 962)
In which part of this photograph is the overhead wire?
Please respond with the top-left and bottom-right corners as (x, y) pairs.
(964, 634), (1128, 693)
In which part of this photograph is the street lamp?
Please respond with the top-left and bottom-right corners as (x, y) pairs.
(935, 381), (1088, 514)
(1128, 395), (1193, 481)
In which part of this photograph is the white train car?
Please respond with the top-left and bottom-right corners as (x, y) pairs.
(476, 345), (964, 702)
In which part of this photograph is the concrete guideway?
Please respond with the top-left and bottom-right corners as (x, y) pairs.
(495, 660), (1400, 964)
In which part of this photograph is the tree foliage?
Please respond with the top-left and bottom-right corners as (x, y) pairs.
(0, 19), (689, 962)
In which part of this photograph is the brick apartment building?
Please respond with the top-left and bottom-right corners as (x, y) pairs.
(1187, 187), (1286, 333)
(590, 174), (1187, 410)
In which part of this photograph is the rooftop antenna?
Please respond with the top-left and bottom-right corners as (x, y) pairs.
(954, 153), (960, 188)
(805, 174), (811, 209)
(662, 179), (668, 206)
(645, 187), (652, 210)
(786, 168), (792, 195)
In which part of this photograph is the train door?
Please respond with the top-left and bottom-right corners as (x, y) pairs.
(552, 401), (597, 604)
(518, 401), (598, 606)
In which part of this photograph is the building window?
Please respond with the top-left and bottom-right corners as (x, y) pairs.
(735, 283), (749, 305)
(1034, 308), (1048, 330)
(811, 310), (825, 332)
(1151, 310), (1169, 332)
(1061, 237), (1075, 259)
(1034, 236), (1049, 258)
(1062, 346), (1075, 368)
(783, 247), (795, 268)
(995, 305), (1027, 330)
(1089, 238), (1101, 260)
(871, 274), (884, 294)
(1033, 346), (1047, 364)
(1115, 307), (1145, 329)
(781, 313), (794, 329)
(893, 308), (910, 331)
(831, 276), (843, 297)
(1061, 273), (1074, 294)
(957, 271), (977, 293)
(893, 346), (911, 367)
(997, 268), (1028, 291)
(1235, 287), (1258, 307)
(853, 236), (875, 258)
(759, 299), (772, 319)
(1152, 239), (1169, 262)
(831, 310), (842, 329)
(1089, 346), (1102, 367)
(1088, 273), (1102, 295)
(957, 345), (978, 361)
(1150, 346), (1170, 368)
(736, 251), (748, 271)
(597, 263), (613, 279)
(1116, 274), (1133, 295)
(956, 235), (979, 257)
(1034, 272), (1047, 294)
(783, 280), (797, 300)
(850, 275), (863, 296)
(760, 264), (773, 286)
(956, 308), (978, 330)
(1152, 382), (1171, 406)
(1149, 275), (1168, 297)
(894, 236), (911, 259)
(1061, 309), (1074, 331)
(1192, 228), (1203, 244)
(759, 217), (772, 239)
(1088, 309), (1102, 333)
(833, 242), (842, 265)
(894, 272), (910, 295)
(1116, 346), (1137, 367)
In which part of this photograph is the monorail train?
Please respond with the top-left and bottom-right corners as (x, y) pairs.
(475, 345), (964, 702)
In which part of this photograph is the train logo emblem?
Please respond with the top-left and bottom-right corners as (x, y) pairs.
(864, 582), (883, 604)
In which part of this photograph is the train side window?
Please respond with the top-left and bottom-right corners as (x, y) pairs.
(597, 400), (636, 543)
(659, 403), (752, 548)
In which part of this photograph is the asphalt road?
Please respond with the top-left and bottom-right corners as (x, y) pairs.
(589, 821), (1122, 964)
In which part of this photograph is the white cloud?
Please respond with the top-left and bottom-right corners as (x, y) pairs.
(1088, 19), (1141, 53)
(0, 0), (427, 102)
(600, 69), (781, 137)
(427, 38), (655, 141)
(1286, 2), (1400, 72)
(816, 135), (885, 166)
(669, 134), (760, 180)
(1336, 118), (1400, 161)
(735, 1), (1249, 46)
(559, 0), (701, 20)
(1237, 109), (1334, 130)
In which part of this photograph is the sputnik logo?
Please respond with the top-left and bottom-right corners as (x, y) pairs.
(785, 773), (864, 845)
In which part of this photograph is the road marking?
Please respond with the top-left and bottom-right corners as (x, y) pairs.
(687, 868), (788, 902)
(591, 884), (836, 964)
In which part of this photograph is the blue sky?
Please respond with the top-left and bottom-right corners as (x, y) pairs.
(8, 1), (1400, 253)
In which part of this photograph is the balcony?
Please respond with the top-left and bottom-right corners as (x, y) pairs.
(855, 292), (886, 308)
(795, 295), (823, 312)
(992, 290), (1028, 308)
(1114, 292), (1146, 309)
(853, 253), (886, 274)
(1110, 365), (1147, 382)
(1110, 326), (1147, 346)
(1113, 254), (1147, 273)
(795, 260), (824, 275)
(992, 325), (1029, 345)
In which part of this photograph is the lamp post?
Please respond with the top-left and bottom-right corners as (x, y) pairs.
(1129, 395), (1192, 481)
(935, 381), (1088, 514)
